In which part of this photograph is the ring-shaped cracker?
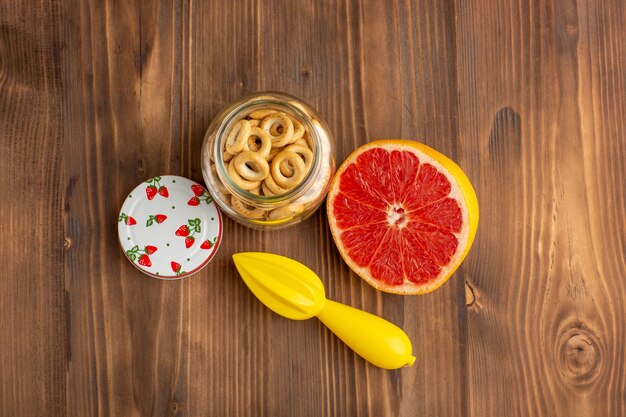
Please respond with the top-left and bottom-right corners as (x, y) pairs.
(269, 124), (283, 136)
(261, 113), (294, 147)
(263, 174), (290, 195)
(270, 150), (306, 189)
(210, 163), (231, 196)
(268, 203), (305, 221)
(290, 118), (305, 143)
(230, 195), (267, 219)
(245, 127), (272, 158)
(223, 151), (235, 162)
(268, 118), (303, 141)
(249, 109), (277, 120)
(228, 160), (261, 190)
(284, 144), (314, 171)
(279, 159), (295, 177)
(225, 120), (251, 154)
(248, 185), (261, 195)
(270, 120), (303, 144)
(303, 131), (313, 149)
(261, 181), (275, 196)
(233, 151), (270, 182)
(266, 146), (283, 162)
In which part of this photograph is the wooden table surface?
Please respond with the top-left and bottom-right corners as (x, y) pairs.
(2, 0), (625, 416)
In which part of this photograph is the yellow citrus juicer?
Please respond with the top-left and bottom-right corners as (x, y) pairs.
(232, 252), (416, 370)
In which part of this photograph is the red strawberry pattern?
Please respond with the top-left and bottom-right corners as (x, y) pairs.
(145, 185), (157, 200)
(146, 214), (168, 227)
(175, 218), (201, 249)
(171, 261), (186, 276)
(138, 254), (152, 267)
(191, 184), (205, 196)
(118, 213), (137, 225)
(175, 225), (189, 236)
(126, 245), (157, 268)
(145, 177), (168, 200)
(187, 184), (213, 205)
(200, 236), (218, 250)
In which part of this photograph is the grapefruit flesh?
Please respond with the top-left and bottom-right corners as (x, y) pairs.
(327, 140), (479, 295)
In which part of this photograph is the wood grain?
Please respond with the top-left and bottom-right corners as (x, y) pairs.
(456, 0), (626, 415)
(1, 0), (625, 416)
(0, 2), (66, 416)
(56, 1), (466, 416)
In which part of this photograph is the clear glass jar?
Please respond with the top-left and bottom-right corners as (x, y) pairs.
(201, 92), (335, 230)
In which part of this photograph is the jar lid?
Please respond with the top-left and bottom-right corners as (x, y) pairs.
(117, 175), (223, 279)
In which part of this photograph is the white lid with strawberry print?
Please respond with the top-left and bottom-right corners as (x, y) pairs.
(118, 175), (223, 279)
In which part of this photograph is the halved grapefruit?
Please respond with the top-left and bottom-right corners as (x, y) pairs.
(327, 140), (479, 295)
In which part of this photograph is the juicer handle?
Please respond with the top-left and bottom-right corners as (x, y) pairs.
(316, 299), (416, 370)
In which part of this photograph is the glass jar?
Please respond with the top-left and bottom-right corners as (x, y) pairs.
(201, 92), (335, 230)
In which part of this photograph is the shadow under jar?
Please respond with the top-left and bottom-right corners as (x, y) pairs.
(201, 92), (335, 230)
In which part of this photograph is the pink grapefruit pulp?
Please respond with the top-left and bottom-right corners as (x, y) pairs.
(326, 140), (479, 295)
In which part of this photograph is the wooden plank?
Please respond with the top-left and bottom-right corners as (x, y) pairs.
(0, 2), (67, 416)
(456, 0), (626, 415)
(354, 1), (468, 416)
(62, 1), (193, 415)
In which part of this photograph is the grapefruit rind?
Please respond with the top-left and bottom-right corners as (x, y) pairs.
(327, 140), (479, 295)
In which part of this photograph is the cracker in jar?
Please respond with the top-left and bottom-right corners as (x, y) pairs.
(293, 137), (308, 147)
(225, 119), (251, 154)
(270, 150), (307, 189)
(245, 127), (272, 159)
(284, 143), (313, 171)
(227, 160), (262, 190)
(279, 158), (295, 177)
(268, 118), (303, 143)
(249, 109), (277, 120)
(248, 185), (261, 196)
(233, 151), (270, 182)
(223, 151), (235, 162)
(231, 195), (267, 219)
(261, 181), (275, 197)
(266, 145), (283, 162)
(303, 131), (313, 149)
(268, 203), (305, 221)
(210, 163), (232, 196)
(290, 118), (305, 143)
(261, 113), (294, 147)
(263, 173), (290, 195)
